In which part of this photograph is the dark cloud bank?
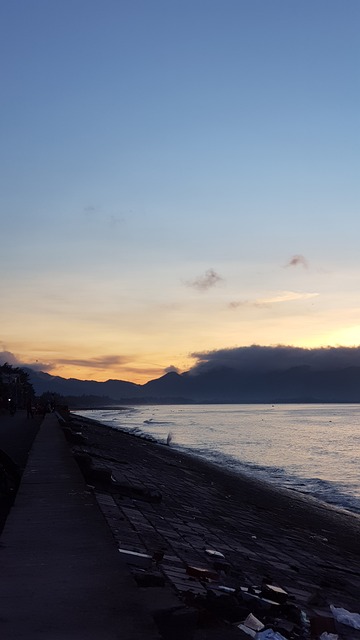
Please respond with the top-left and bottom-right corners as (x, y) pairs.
(188, 345), (360, 375)
(25, 346), (360, 404)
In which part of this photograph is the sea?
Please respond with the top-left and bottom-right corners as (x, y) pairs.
(73, 404), (360, 517)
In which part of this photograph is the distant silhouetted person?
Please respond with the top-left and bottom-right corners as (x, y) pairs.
(8, 399), (16, 416)
(26, 397), (34, 419)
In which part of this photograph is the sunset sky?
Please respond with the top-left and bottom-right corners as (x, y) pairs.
(1, 0), (359, 384)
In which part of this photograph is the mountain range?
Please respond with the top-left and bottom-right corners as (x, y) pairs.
(28, 364), (360, 404)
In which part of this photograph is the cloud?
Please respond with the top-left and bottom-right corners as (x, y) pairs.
(83, 205), (97, 215)
(285, 254), (309, 269)
(83, 205), (124, 228)
(0, 351), (51, 372)
(188, 345), (360, 375)
(54, 355), (131, 369)
(0, 350), (21, 366)
(229, 291), (318, 309)
(186, 269), (223, 292)
(0, 351), (134, 373)
(164, 365), (180, 374)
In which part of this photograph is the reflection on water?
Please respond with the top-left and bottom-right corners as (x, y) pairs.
(74, 404), (360, 515)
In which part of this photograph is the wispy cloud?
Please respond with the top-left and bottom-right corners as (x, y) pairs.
(83, 205), (124, 228)
(186, 269), (223, 292)
(229, 291), (318, 309)
(54, 355), (131, 369)
(285, 254), (309, 269)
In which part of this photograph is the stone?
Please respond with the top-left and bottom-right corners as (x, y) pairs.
(261, 584), (288, 604)
(186, 564), (219, 581)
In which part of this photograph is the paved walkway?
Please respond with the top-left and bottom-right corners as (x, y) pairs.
(0, 413), (159, 640)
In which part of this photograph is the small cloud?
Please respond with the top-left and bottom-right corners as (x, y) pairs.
(164, 365), (180, 374)
(54, 355), (131, 369)
(186, 269), (223, 292)
(263, 291), (318, 304)
(83, 205), (97, 215)
(229, 291), (318, 309)
(229, 299), (251, 309)
(285, 254), (309, 269)
(109, 215), (124, 228)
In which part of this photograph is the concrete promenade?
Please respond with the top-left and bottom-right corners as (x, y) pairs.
(0, 413), (159, 640)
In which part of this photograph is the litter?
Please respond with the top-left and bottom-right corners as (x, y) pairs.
(205, 548), (225, 559)
(238, 624), (257, 637)
(261, 584), (288, 604)
(330, 605), (360, 630)
(236, 611), (263, 636)
(255, 629), (288, 640)
(118, 549), (152, 568)
(242, 613), (264, 632)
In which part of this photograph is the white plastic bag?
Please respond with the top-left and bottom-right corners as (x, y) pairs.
(320, 633), (338, 640)
(330, 605), (360, 630)
(255, 629), (287, 640)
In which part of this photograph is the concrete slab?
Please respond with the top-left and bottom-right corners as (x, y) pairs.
(0, 414), (159, 640)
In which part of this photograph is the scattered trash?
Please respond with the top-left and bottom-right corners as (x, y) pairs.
(205, 548), (225, 559)
(261, 584), (288, 604)
(242, 613), (265, 632)
(255, 629), (288, 640)
(118, 548), (152, 569)
(213, 585), (236, 594)
(238, 624), (257, 637)
(319, 634), (338, 640)
(186, 564), (219, 581)
(330, 605), (360, 630)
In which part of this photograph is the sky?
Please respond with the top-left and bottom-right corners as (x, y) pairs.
(1, 0), (359, 384)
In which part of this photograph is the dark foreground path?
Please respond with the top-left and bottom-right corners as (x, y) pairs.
(0, 410), (42, 532)
(0, 413), (159, 640)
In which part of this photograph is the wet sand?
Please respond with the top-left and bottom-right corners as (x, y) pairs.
(66, 412), (360, 638)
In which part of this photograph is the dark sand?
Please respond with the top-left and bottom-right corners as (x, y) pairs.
(66, 412), (360, 638)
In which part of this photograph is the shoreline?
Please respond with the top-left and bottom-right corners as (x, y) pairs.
(65, 411), (360, 637)
(74, 408), (360, 523)
(69, 412), (360, 553)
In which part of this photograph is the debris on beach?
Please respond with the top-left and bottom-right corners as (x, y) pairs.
(330, 605), (360, 630)
(63, 415), (360, 640)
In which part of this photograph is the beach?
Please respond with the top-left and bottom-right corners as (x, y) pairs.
(66, 412), (360, 639)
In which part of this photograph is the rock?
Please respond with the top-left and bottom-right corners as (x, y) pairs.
(261, 584), (288, 604)
(186, 564), (219, 581)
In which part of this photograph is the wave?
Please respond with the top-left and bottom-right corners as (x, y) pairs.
(173, 445), (360, 516)
(143, 419), (174, 426)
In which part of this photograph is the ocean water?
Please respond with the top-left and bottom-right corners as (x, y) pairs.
(74, 404), (360, 516)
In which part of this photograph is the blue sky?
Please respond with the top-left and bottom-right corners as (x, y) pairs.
(1, 0), (359, 382)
